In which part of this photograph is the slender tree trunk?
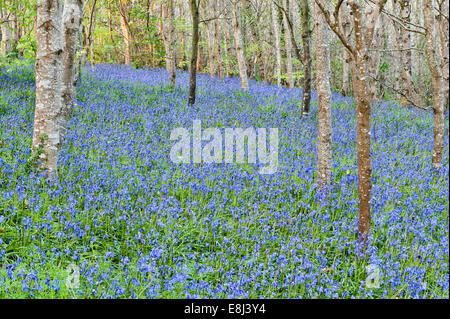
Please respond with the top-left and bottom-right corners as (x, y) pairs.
(224, 17), (231, 77)
(271, 1), (282, 87)
(315, 2), (332, 188)
(118, 0), (133, 66)
(107, 0), (120, 63)
(61, 0), (82, 142)
(283, 0), (294, 88)
(368, 18), (382, 100)
(168, 0), (176, 85)
(243, 0), (260, 79)
(88, 1), (97, 70)
(300, 0), (312, 116)
(316, 0), (387, 242)
(206, 15), (216, 77)
(340, 5), (351, 96)
(188, 0), (199, 105)
(32, 0), (64, 176)
(10, 5), (18, 54)
(212, 0), (224, 81)
(161, 4), (170, 71)
(393, 0), (421, 106)
(0, 7), (11, 56)
(437, 0), (449, 108)
(423, 0), (445, 169)
(232, 0), (249, 91)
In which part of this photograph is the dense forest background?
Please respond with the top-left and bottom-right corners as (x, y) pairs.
(1, 0), (448, 107)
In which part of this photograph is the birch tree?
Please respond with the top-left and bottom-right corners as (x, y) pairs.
(0, 4), (11, 56)
(232, 0), (249, 91)
(167, 0), (176, 85)
(316, 0), (388, 242)
(300, 0), (312, 116)
(423, 0), (445, 169)
(188, 0), (200, 105)
(212, 0), (224, 81)
(32, 0), (64, 176)
(61, 0), (82, 141)
(436, 0), (449, 108)
(282, 0), (294, 88)
(271, 1), (282, 87)
(314, 1), (332, 188)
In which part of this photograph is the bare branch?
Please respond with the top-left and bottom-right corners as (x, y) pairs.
(315, 0), (355, 56)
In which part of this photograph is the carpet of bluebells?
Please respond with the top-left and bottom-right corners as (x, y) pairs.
(0, 60), (448, 298)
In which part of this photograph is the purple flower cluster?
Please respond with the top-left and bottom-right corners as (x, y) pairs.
(0, 62), (448, 298)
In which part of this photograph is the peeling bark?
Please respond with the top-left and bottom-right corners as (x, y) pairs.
(315, 2), (332, 188)
(32, 0), (64, 176)
(61, 0), (82, 142)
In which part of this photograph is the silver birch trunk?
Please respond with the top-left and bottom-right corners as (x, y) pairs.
(61, 0), (82, 141)
(271, 1), (282, 87)
(32, 0), (64, 176)
(282, 0), (294, 88)
(423, 0), (445, 169)
(315, 2), (332, 188)
(232, 0), (249, 91)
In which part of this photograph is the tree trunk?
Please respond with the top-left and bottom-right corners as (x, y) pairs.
(212, 0), (224, 81)
(283, 0), (294, 88)
(232, 0), (249, 91)
(32, 0), (64, 176)
(300, 0), (312, 116)
(206, 11), (216, 78)
(368, 18), (382, 100)
(61, 0), (82, 142)
(394, 0), (421, 107)
(168, 0), (176, 85)
(340, 4), (351, 96)
(0, 7), (11, 56)
(119, 0), (133, 66)
(423, 0), (445, 169)
(315, 2), (332, 188)
(271, 1), (282, 87)
(188, 0), (199, 105)
(437, 0), (449, 109)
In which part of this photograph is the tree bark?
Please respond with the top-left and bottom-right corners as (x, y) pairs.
(213, 0), (224, 81)
(188, 0), (199, 105)
(168, 0), (176, 85)
(232, 0), (249, 91)
(423, 0), (445, 169)
(271, 1), (282, 87)
(393, 0), (422, 107)
(206, 5), (216, 78)
(32, 0), (64, 176)
(315, 0), (387, 243)
(300, 0), (312, 116)
(61, 0), (82, 142)
(340, 4), (351, 96)
(118, 0), (133, 65)
(0, 6), (11, 56)
(282, 0), (294, 88)
(437, 0), (449, 109)
(315, 2), (332, 188)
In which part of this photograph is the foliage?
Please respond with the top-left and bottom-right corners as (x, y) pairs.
(0, 62), (448, 298)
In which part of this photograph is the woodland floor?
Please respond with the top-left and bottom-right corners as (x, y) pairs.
(0, 61), (448, 298)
